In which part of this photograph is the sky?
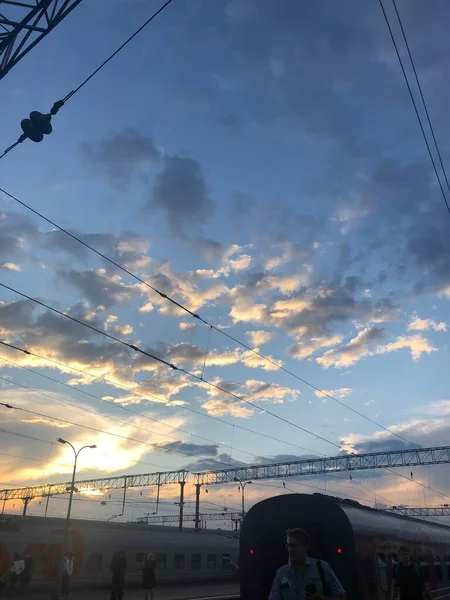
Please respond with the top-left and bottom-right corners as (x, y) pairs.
(0, 0), (450, 525)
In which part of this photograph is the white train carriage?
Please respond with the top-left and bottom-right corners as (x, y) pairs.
(0, 514), (239, 589)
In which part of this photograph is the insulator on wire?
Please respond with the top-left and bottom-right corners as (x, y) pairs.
(20, 111), (53, 143)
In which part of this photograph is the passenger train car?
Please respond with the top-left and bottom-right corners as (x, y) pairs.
(240, 493), (450, 600)
(0, 514), (239, 589)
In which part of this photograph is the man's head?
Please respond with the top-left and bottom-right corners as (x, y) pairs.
(286, 528), (310, 564)
(398, 546), (410, 565)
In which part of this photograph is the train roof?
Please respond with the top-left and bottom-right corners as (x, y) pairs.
(0, 514), (239, 538)
(244, 493), (450, 537)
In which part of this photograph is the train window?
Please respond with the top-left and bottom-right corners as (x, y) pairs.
(191, 554), (201, 570)
(222, 554), (231, 568)
(156, 553), (167, 570)
(445, 555), (450, 580)
(86, 552), (102, 573)
(207, 554), (217, 569)
(377, 554), (389, 594)
(434, 556), (443, 582)
(135, 553), (145, 563)
(174, 554), (185, 569)
(419, 556), (429, 581)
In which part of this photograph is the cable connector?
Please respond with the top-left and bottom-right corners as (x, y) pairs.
(50, 100), (65, 116)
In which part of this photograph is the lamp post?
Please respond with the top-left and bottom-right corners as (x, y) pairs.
(236, 480), (252, 520)
(57, 438), (96, 557)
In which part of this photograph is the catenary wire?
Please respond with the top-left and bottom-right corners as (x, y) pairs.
(0, 354), (261, 462)
(0, 0), (176, 160)
(390, 0), (450, 199)
(377, 0), (450, 217)
(0, 185), (420, 446)
(0, 340), (324, 457)
(0, 282), (378, 454)
(1, 319), (446, 502)
(0, 427), (169, 472)
(0, 395), (237, 470)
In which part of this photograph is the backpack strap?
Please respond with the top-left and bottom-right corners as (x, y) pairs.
(316, 560), (330, 596)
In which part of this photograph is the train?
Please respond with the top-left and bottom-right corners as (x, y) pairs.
(0, 514), (239, 590)
(240, 493), (450, 600)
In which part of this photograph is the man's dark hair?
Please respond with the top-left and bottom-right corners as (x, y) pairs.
(286, 528), (310, 546)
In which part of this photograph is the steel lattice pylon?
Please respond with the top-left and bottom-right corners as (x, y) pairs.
(0, 0), (85, 80)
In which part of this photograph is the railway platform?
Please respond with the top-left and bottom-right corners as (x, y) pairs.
(19, 581), (240, 599)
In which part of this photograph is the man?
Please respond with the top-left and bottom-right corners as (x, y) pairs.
(21, 553), (34, 588)
(391, 546), (432, 600)
(269, 528), (345, 600)
(111, 551), (127, 600)
(61, 552), (74, 600)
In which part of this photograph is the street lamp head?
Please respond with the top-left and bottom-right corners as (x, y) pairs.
(57, 438), (67, 444)
(89, 445), (97, 449)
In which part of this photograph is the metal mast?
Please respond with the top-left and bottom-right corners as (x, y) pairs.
(0, 0), (85, 80)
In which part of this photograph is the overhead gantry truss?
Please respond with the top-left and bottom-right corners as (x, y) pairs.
(0, 0), (85, 80)
(193, 446), (450, 485)
(138, 512), (242, 525)
(0, 469), (187, 502)
(387, 507), (450, 517)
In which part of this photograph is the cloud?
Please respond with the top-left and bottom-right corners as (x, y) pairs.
(179, 322), (196, 331)
(376, 334), (437, 361)
(154, 440), (219, 457)
(201, 377), (299, 418)
(2, 263), (20, 271)
(407, 316), (447, 332)
(0, 388), (186, 484)
(246, 330), (273, 346)
(332, 196), (374, 234)
(81, 128), (160, 188)
(314, 388), (353, 401)
(239, 348), (282, 371)
(317, 327), (387, 368)
(149, 155), (214, 235)
(59, 269), (138, 308)
(289, 334), (343, 361)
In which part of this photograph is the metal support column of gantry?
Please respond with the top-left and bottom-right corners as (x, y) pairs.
(194, 483), (201, 531)
(0, 0), (86, 80)
(178, 481), (185, 532)
(21, 496), (32, 516)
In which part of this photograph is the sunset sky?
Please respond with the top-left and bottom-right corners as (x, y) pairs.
(0, 0), (450, 524)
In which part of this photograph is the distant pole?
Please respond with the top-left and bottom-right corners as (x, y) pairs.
(238, 481), (252, 523)
(22, 497), (32, 516)
(56, 439), (96, 574)
(178, 481), (185, 532)
(45, 494), (51, 517)
(2, 495), (6, 514)
(121, 476), (128, 517)
(194, 483), (201, 531)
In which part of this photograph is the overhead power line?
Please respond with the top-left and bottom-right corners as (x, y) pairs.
(378, 0), (450, 217)
(0, 185), (418, 447)
(0, 0), (175, 159)
(390, 0), (450, 199)
(0, 282), (352, 454)
(0, 427), (170, 472)
(0, 340), (325, 458)
(0, 354), (261, 462)
(0, 371), (246, 469)
(0, 395), (235, 470)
